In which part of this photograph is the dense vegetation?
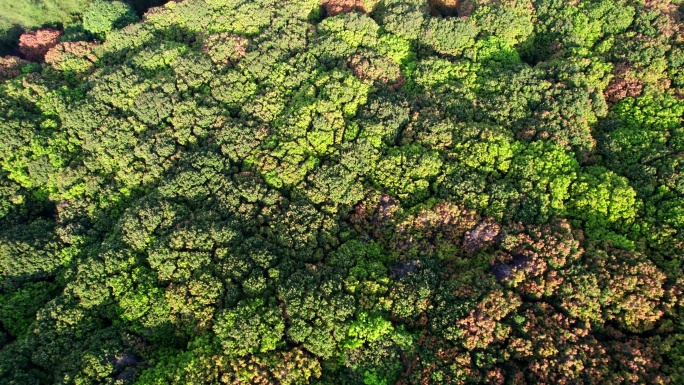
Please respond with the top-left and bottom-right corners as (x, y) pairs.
(1, 0), (683, 383)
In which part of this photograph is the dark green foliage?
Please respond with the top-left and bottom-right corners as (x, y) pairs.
(0, 281), (57, 338)
(0, 219), (65, 290)
(0, 0), (682, 384)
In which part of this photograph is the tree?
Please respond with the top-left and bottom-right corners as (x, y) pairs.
(83, 0), (138, 39)
(213, 298), (285, 356)
(568, 166), (638, 247)
(18, 29), (62, 61)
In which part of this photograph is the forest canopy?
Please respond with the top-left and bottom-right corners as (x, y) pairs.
(1, 0), (684, 384)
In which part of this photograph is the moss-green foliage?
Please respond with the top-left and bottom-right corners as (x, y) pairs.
(0, 0), (683, 384)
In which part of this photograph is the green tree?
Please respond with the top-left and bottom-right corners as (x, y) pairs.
(83, 0), (138, 39)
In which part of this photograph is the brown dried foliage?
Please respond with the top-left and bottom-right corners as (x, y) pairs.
(224, 348), (322, 384)
(508, 303), (610, 384)
(591, 249), (667, 332)
(349, 193), (401, 240)
(605, 63), (644, 104)
(347, 53), (405, 90)
(606, 333), (668, 384)
(462, 219), (501, 254)
(202, 33), (248, 65)
(0, 56), (29, 83)
(19, 29), (62, 62)
(394, 202), (479, 255)
(492, 219), (583, 298)
(44, 41), (98, 70)
(321, 0), (368, 17)
(456, 289), (521, 350)
(645, 0), (683, 39)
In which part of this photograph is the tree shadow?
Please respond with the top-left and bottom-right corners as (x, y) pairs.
(427, 0), (460, 17)
(127, 0), (170, 17)
(0, 24), (24, 57)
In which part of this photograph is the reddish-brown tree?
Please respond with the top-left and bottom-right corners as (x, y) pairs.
(0, 56), (29, 82)
(322, 0), (370, 16)
(19, 29), (62, 62)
